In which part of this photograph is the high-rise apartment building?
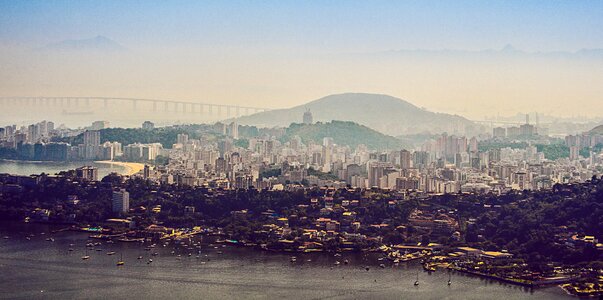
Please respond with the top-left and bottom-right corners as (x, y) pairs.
(112, 189), (130, 213)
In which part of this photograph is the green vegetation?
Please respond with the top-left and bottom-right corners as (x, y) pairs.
(440, 180), (603, 272)
(306, 167), (338, 181)
(283, 121), (406, 150)
(234, 138), (249, 149)
(580, 144), (603, 158)
(536, 144), (569, 160)
(55, 124), (215, 149)
(259, 168), (281, 179)
(154, 155), (169, 166)
(477, 140), (573, 161)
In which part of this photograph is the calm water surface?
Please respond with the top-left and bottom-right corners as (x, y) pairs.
(0, 223), (571, 299)
(0, 160), (126, 178)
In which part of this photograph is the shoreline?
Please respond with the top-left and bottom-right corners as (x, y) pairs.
(0, 159), (144, 176)
(94, 160), (145, 176)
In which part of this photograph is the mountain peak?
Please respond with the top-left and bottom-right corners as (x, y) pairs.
(501, 44), (518, 52)
(233, 93), (474, 136)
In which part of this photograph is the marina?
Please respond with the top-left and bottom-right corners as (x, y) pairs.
(0, 222), (571, 299)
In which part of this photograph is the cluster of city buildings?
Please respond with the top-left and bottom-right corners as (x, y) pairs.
(2, 114), (603, 195)
(0, 120), (162, 162)
(144, 116), (603, 195)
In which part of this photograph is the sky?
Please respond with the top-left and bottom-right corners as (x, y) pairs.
(1, 0), (603, 119)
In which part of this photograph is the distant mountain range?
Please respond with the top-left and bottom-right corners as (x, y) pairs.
(34, 36), (126, 53)
(234, 93), (473, 136)
(282, 120), (407, 150)
(360, 45), (603, 60)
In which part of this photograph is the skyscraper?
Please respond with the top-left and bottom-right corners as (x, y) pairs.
(177, 133), (189, 145)
(400, 149), (411, 170)
(229, 121), (239, 139)
(112, 189), (130, 214)
(76, 166), (98, 181)
(83, 130), (100, 160)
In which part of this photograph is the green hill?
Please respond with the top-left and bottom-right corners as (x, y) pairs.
(233, 93), (474, 136)
(55, 125), (215, 149)
(283, 121), (406, 150)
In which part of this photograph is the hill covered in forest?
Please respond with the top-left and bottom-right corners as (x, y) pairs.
(282, 120), (406, 150)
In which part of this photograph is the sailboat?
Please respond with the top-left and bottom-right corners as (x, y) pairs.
(447, 272), (452, 286)
(82, 248), (90, 260)
(116, 253), (125, 266)
(414, 271), (419, 286)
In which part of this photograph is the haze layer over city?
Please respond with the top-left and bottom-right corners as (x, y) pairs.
(1, 1), (602, 299)
(1, 1), (603, 126)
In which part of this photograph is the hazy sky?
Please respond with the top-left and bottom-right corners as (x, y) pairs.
(1, 1), (603, 119)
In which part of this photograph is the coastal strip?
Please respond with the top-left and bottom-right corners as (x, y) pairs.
(94, 161), (145, 176)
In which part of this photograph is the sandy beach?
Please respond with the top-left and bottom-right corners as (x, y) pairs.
(94, 161), (145, 176)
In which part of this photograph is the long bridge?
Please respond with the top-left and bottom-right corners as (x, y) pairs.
(0, 96), (271, 118)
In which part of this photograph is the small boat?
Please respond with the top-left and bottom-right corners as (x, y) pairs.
(343, 259), (349, 265)
(137, 256), (143, 260)
(147, 259), (153, 264)
(334, 261), (341, 266)
(68, 248), (74, 252)
(379, 264), (385, 268)
(414, 271), (419, 286)
(107, 251), (116, 255)
(290, 256), (297, 262)
(116, 254), (125, 266)
(447, 273), (452, 286)
(82, 249), (90, 260)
